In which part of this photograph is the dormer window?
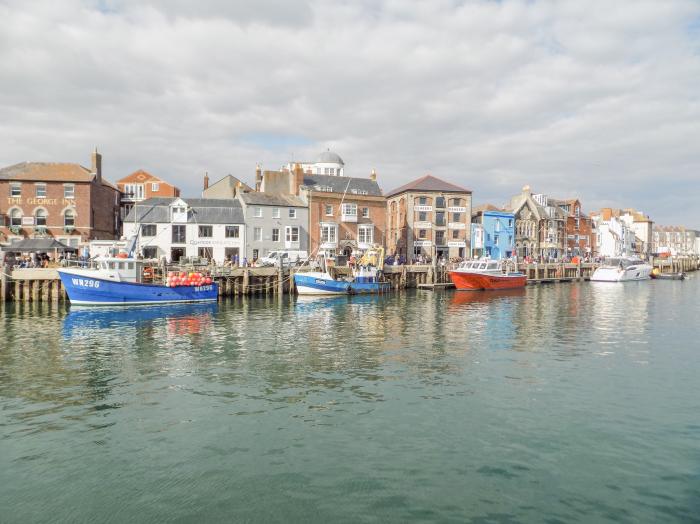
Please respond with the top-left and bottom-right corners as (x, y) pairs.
(171, 206), (187, 222)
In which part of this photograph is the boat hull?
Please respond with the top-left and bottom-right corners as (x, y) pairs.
(449, 270), (527, 290)
(294, 273), (351, 295)
(57, 269), (218, 305)
(293, 273), (392, 295)
(590, 265), (652, 282)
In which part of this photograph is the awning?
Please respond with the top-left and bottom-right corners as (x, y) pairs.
(1, 238), (77, 252)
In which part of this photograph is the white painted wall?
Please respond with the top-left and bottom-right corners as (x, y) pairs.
(123, 222), (245, 264)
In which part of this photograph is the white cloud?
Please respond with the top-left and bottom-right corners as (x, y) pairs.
(0, 0), (698, 226)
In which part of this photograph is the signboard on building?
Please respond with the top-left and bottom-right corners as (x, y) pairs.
(447, 241), (466, 248)
(413, 240), (432, 247)
(414, 206), (433, 212)
(448, 222), (466, 230)
(447, 206), (466, 213)
(414, 221), (432, 229)
(21, 216), (35, 226)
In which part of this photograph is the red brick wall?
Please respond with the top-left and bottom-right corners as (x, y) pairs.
(0, 179), (120, 243)
(308, 193), (387, 254)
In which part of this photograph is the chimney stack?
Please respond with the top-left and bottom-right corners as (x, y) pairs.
(203, 171), (210, 190)
(293, 163), (304, 196)
(91, 147), (102, 184)
(370, 168), (377, 182)
(255, 164), (262, 192)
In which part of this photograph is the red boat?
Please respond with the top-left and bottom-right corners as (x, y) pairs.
(449, 260), (527, 290)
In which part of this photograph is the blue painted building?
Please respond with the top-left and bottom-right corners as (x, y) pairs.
(471, 209), (515, 259)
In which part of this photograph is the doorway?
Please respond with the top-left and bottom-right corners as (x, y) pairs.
(225, 247), (240, 264)
(170, 247), (185, 263)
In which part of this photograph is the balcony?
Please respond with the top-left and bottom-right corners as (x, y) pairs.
(341, 213), (357, 223)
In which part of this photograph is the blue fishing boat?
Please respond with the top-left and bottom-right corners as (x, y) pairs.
(57, 258), (218, 306)
(294, 266), (391, 295)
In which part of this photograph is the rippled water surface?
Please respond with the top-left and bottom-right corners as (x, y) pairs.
(2, 279), (700, 523)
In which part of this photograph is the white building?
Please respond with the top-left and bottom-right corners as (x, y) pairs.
(123, 197), (245, 264)
(593, 215), (635, 257)
(618, 210), (653, 256)
(653, 226), (699, 256)
(281, 149), (345, 177)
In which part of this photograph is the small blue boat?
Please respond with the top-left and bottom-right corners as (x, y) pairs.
(294, 266), (391, 295)
(57, 258), (217, 306)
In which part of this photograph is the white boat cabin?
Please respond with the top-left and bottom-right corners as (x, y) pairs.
(93, 258), (155, 283)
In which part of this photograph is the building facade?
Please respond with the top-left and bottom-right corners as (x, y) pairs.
(301, 170), (385, 257)
(557, 199), (594, 257)
(507, 187), (568, 260)
(0, 149), (120, 248)
(471, 208), (515, 260)
(591, 212), (635, 258)
(652, 225), (698, 255)
(237, 191), (309, 261)
(386, 175), (472, 260)
(117, 169), (180, 221)
(123, 197), (245, 264)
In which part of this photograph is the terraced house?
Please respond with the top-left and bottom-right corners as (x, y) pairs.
(0, 149), (120, 248)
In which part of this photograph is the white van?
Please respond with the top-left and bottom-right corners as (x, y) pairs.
(259, 250), (308, 267)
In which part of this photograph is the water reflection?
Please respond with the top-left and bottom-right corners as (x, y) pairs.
(2, 282), (699, 523)
(62, 303), (219, 337)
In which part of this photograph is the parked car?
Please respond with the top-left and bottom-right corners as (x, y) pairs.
(258, 250), (309, 267)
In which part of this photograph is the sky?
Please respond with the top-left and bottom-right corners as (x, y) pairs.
(1, 0), (699, 227)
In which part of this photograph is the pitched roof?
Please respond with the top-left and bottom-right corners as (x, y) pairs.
(1, 238), (77, 252)
(0, 161), (118, 189)
(206, 174), (253, 194)
(238, 192), (306, 207)
(117, 169), (175, 187)
(472, 203), (502, 215)
(124, 198), (244, 224)
(386, 175), (470, 197)
(301, 174), (382, 196)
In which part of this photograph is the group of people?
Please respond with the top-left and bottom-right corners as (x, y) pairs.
(12, 253), (53, 268)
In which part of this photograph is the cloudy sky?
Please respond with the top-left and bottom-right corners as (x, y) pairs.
(1, 0), (699, 226)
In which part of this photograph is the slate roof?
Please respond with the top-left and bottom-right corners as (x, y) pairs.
(0, 162), (118, 189)
(385, 175), (470, 197)
(124, 198), (245, 224)
(301, 174), (382, 196)
(238, 192), (306, 207)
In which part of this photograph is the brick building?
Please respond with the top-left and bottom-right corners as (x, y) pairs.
(556, 199), (594, 257)
(251, 161), (385, 257)
(0, 150), (121, 248)
(386, 175), (472, 260)
(117, 169), (180, 220)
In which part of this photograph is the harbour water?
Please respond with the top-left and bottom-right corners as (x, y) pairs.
(1, 279), (699, 523)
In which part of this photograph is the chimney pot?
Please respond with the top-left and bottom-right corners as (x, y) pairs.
(370, 169), (377, 181)
(203, 171), (209, 190)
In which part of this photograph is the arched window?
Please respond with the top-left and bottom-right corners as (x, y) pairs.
(64, 209), (75, 227)
(35, 208), (47, 226)
(10, 208), (22, 227)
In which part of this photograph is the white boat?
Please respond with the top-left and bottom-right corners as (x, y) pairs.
(590, 257), (653, 282)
